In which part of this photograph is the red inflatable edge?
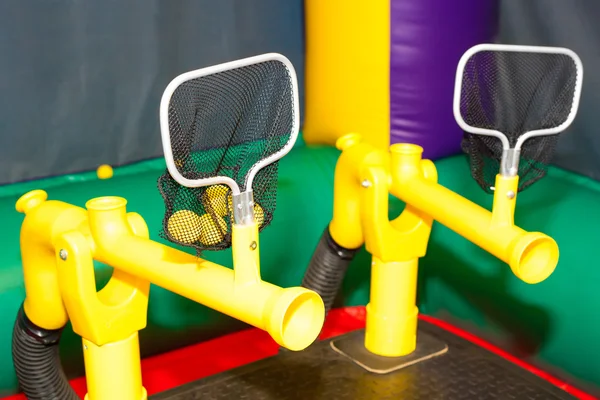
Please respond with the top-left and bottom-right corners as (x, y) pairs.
(2, 306), (595, 399)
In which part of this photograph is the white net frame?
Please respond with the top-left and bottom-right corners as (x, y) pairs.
(452, 43), (583, 176)
(159, 53), (300, 196)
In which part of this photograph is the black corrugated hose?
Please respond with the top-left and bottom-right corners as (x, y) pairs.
(12, 303), (79, 400)
(280, 225), (360, 353)
(301, 225), (360, 315)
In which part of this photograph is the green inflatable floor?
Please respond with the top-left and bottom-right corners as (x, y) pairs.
(0, 141), (599, 396)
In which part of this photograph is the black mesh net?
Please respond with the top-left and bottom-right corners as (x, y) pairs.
(458, 49), (578, 193)
(158, 59), (295, 253)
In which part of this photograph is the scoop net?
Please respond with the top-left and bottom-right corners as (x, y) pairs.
(158, 54), (298, 253)
(454, 44), (583, 193)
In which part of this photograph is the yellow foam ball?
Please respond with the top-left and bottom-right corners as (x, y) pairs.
(198, 213), (228, 246)
(205, 185), (229, 217)
(96, 164), (113, 180)
(254, 202), (265, 226)
(167, 210), (202, 244)
(227, 193), (234, 215)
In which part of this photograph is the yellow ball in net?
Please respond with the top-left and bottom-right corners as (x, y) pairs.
(167, 210), (202, 244)
(205, 185), (229, 217)
(227, 193), (234, 215)
(254, 202), (265, 226)
(198, 213), (227, 246)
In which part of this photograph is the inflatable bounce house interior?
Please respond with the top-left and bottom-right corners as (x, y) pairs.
(1, 0), (600, 399)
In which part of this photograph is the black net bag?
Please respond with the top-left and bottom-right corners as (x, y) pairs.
(158, 54), (298, 253)
(454, 44), (583, 193)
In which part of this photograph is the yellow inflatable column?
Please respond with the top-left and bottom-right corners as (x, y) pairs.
(303, 0), (390, 150)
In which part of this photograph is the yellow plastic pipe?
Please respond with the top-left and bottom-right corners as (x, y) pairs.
(327, 134), (558, 359)
(84, 196), (324, 351)
(16, 190), (89, 330)
(365, 257), (419, 357)
(16, 191), (325, 352)
(83, 333), (146, 400)
(388, 143), (558, 284)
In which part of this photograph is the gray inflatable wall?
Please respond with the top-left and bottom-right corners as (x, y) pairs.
(498, 0), (600, 181)
(0, 0), (304, 185)
(1, 1), (598, 185)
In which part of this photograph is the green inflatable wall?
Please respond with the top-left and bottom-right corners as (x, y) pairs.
(0, 139), (599, 396)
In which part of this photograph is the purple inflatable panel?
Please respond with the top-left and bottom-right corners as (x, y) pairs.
(390, 0), (499, 160)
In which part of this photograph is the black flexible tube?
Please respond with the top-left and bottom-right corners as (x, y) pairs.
(280, 226), (360, 353)
(301, 225), (360, 315)
(12, 304), (79, 400)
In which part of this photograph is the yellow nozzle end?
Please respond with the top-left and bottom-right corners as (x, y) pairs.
(509, 233), (559, 284)
(85, 196), (127, 211)
(266, 287), (325, 351)
(335, 133), (362, 151)
(16, 190), (48, 214)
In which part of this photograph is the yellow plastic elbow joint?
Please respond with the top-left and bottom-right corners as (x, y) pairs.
(16, 190), (88, 329)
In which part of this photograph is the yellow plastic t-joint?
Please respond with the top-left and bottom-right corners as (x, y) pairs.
(54, 229), (150, 346)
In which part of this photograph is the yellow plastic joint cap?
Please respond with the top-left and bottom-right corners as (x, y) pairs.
(16, 190), (48, 214)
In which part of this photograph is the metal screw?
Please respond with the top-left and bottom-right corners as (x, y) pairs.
(83, 344), (88, 350)
(361, 179), (371, 188)
(59, 249), (68, 261)
(250, 241), (257, 250)
(506, 190), (515, 199)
